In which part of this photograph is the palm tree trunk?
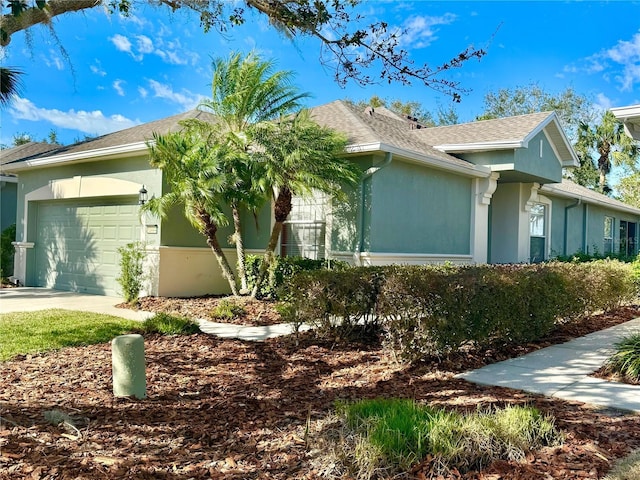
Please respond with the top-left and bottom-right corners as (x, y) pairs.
(231, 205), (249, 294)
(200, 211), (239, 296)
(250, 187), (292, 298)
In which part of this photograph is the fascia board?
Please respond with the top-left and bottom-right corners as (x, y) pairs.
(541, 184), (640, 216)
(347, 142), (492, 178)
(2, 141), (151, 172)
(0, 175), (18, 183)
(433, 141), (523, 152)
(611, 104), (640, 120)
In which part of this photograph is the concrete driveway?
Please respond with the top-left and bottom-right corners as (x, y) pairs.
(0, 287), (152, 321)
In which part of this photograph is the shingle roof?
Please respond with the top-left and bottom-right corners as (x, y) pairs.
(414, 111), (555, 145)
(0, 142), (60, 165)
(542, 179), (640, 215)
(4, 110), (216, 166)
(309, 100), (475, 168)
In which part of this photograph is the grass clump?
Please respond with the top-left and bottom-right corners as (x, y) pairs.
(311, 398), (563, 480)
(139, 312), (200, 335)
(0, 310), (138, 361)
(604, 334), (640, 383)
(603, 449), (640, 480)
(211, 298), (246, 320)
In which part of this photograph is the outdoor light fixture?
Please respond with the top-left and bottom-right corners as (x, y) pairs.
(138, 185), (148, 205)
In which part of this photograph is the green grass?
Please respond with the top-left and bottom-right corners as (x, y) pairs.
(0, 309), (139, 361)
(317, 398), (563, 480)
(605, 334), (640, 382)
(137, 312), (200, 335)
(604, 449), (640, 480)
(211, 299), (246, 320)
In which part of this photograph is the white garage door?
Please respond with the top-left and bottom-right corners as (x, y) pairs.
(34, 199), (141, 296)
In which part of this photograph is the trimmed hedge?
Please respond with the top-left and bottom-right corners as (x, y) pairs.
(280, 261), (637, 360)
(245, 254), (348, 299)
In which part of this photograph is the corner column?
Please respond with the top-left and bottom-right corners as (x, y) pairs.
(471, 172), (499, 264)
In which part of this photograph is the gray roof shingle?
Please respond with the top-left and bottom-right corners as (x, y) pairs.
(0, 142), (60, 165)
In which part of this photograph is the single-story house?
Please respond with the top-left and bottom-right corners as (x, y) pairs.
(1, 142), (59, 235)
(3, 101), (640, 297)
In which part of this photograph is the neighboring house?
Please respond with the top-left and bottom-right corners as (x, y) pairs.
(611, 104), (640, 141)
(4, 101), (640, 298)
(0, 142), (59, 234)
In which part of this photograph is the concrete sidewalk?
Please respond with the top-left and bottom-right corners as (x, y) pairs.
(458, 317), (640, 413)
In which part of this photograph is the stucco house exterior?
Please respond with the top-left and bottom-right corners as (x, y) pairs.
(4, 101), (640, 298)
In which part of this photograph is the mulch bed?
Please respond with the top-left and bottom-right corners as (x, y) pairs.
(125, 296), (283, 326)
(1, 305), (639, 479)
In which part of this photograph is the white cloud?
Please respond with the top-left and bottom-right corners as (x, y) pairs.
(564, 30), (640, 92)
(110, 34), (133, 54)
(147, 79), (205, 110)
(9, 97), (140, 136)
(398, 13), (457, 49)
(595, 92), (613, 110)
(113, 79), (126, 96)
(90, 60), (106, 76)
(42, 49), (64, 70)
(138, 86), (148, 99)
(136, 35), (154, 54)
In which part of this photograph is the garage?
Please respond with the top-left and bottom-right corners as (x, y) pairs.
(34, 198), (141, 296)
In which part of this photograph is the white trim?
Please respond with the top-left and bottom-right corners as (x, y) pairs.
(346, 142), (492, 178)
(331, 251), (474, 266)
(488, 163), (516, 171)
(541, 183), (640, 216)
(611, 104), (640, 141)
(0, 175), (18, 183)
(433, 140), (524, 152)
(2, 142), (151, 173)
(471, 172), (500, 264)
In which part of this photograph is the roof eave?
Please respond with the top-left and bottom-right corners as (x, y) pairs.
(2, 141), (151, 173)
(541, 183), (640, 216)
(433, 141), (524, 153)
(347, 142), (492, 178)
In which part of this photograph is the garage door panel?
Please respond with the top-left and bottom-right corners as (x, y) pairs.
(35, 199), (140, 296)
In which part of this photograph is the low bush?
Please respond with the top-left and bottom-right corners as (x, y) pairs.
(0, 223), (16, 280)
(278, 266), (385, 340)
(311, 398), (562, 480)
(604, 334), (640, 383)
(139, 312), (200, 335)
(211, 298), (246, 320)
(281, 261), (637, 359)
(245, 255), (348, 299)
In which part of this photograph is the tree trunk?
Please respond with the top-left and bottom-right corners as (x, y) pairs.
(200, 210), (239, 296)
(231, 204), (249, 294)
(250, 187), (292, 298)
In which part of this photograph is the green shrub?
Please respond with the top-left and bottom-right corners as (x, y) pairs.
(117, 242), (147, 304)
(0, 224), (16, 279)
(278, 266), (385, 340)
(245, 254), (348, 299)
(312, 399), (562, 480)
(139, 312), (200, 335)
(211, 298), (246, 320)
(604, 334), (640, 383)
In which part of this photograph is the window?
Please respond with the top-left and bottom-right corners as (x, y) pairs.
(281, 192), (328, 259)
(620, 221), (638, 257)
(604, 216), (614, 255)
(529, 203), (546, 262)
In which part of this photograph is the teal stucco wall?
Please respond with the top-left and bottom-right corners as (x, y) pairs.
(367, 160), (472, 255)
(514, 131), (563, 183)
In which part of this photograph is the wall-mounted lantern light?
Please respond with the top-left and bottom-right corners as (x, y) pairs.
(138, 185), (148, 205)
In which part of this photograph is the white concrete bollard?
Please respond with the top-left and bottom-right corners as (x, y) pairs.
(111, 334), (146, 399)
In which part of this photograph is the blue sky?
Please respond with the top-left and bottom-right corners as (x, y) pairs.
(1, 1), (640, 147)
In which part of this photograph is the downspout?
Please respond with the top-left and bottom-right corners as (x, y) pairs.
(582, 203), (589, 254)
(356, 152), (393, 265)
(563, 198), (581, 256)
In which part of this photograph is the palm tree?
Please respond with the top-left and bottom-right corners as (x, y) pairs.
(0, 66), (22, 106)
(143, 125), (240, 296)
(248, 109), (361, 297)
(577, 111), (639, 193)
(197, 51), (309, 292)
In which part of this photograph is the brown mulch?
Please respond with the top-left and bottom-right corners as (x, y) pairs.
(1, 305), (640, 479)
(126, 296), (283, 326)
